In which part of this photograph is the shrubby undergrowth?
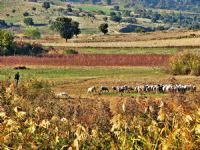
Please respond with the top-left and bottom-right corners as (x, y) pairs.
(169, 51), (200, 76)
(0, 29), (45, 56)
(0, 79), (200, 149)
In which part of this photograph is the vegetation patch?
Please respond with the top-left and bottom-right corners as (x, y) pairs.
(63, 49), (79, 55)
(169, 51), (200, 76)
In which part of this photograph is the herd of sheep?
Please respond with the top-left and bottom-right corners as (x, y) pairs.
(87, 84), (197, 94)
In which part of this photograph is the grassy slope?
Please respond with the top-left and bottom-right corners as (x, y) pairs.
(75, 4), (112, 15)
(0, 0), (121, 34)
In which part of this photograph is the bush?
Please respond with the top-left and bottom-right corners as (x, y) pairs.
(103, 16), (108, 22)
(24, 28), (41, 39)
(42, 1), (50, 10)
(64, 49), (78, 54)
(121, 17), (137, 23)
(0, 29), (14, 55)
(23, 12), (29, 17)
(110, 15), (122, 22)
(98, 10), (105, 15)
(15, 42), (45, 56)
(32, 7), (36, 11)
(113, 5), (120, 11)
(169, 52), (200, 76)
(24, 18), (34, 26)
(12, 9), (16, 13)
(0, 19), (8, 28)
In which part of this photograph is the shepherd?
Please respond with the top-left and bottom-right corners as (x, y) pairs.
(14, 72), (20, 86)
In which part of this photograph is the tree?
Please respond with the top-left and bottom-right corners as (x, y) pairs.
(0, 29), (14, 55)
(0, 20), (8, 28)
(71, 21), (81, 37)
(106, 0), (112, 5)
(110, 15), (122, 22)
(24, 18), (34, 26)
(24, 28), (41, 39)
(66, 4), (73, 12)
(99, 23), (108, 35)
(110, 11), (116, 16)
(113, 5), (120, 11)
(42, 2), (50, 10)
(51, 17), (81, 42)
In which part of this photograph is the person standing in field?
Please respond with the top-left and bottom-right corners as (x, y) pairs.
(14, 72), (20, 86)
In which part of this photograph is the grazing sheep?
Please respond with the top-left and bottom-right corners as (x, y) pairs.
(87, 86), (96, 93)
(112, 86), (117, 91)
(134, 85), (144, 93)
(89, 83), (196, 95)
(99, 86), (109, 93)
(56, 92), (68, 98)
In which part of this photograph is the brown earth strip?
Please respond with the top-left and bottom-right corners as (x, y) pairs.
(0, 54), (171, 66)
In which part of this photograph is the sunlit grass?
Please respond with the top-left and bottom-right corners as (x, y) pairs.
(0, 67), (165, 80)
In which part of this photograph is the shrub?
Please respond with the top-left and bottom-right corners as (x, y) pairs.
(12, 9), (16, 13)
(32, 7), (36, 11)
(24, 28), (41, 39)
(110, 15), (122, 22)
(98, 10), (105, 15)
(64, 49), (78, 54)
(0, 19), (8, 28)
(15, 42), (45, 56)
(24, 17), (34, 26)
(42, 1), (50, 10)
(23, 12), (29, 17)
(103, 16), (108, 22)
(113, 5), (120, 11)
(0, 29), (14, 55)
(169, 52), (200, 76)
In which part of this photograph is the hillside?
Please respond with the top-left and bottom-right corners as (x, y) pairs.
(1, 0), (200, 36)
(67, 0), (200, 12)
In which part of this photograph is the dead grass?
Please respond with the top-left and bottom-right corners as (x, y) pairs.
(16, 30), (200, 49)
(39, 37), (200, 48)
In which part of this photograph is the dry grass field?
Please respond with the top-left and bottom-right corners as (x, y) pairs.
(16, 30), (200, 50)
(40, 37), (200, 48)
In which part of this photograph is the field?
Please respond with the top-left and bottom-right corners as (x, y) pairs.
(1, 1), (200, 148)
(1, 65), (200, 149)
(62, 47), (177, 55)
(40, 37), (200, 48)
(0, 55), (170, 66)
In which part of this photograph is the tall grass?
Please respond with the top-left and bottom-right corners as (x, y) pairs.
(0, 79), (200, 149)
(169, 51), (200, 76)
